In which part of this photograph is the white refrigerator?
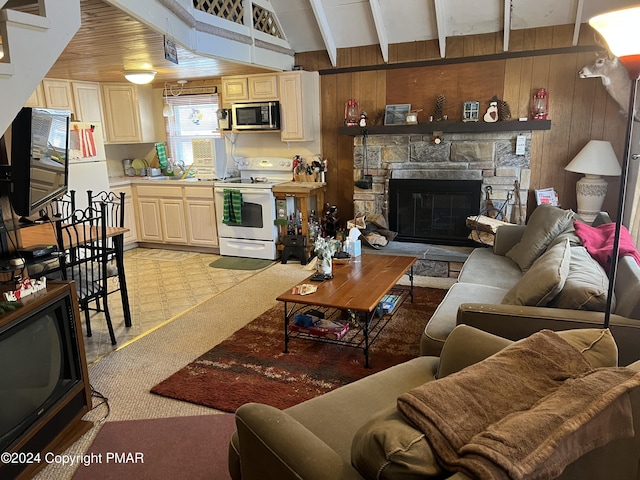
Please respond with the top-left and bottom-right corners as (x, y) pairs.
(68, 121), (110, 210)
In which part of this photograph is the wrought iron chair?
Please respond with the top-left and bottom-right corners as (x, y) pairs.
(55, 203), (116, 345)
(42, 189), (77, 220)
(87, 190), (125, 310)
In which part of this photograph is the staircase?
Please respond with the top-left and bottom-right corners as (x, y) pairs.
(0, 0), (81, 135)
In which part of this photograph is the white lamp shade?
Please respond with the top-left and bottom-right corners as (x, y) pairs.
(123, 70), (157, 84)
(589, 7), (640, 58)
(565, 140), (621, 176)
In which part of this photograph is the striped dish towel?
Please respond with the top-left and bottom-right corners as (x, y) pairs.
(222, 189), (242, 225)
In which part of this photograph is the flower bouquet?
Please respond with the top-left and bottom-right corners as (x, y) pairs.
(314, 237), (337, 275)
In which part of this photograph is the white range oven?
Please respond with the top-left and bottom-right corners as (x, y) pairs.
(214, 157), (293, 259)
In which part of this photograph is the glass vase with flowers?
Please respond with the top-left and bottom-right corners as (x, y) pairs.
(314, 237), (337, 275)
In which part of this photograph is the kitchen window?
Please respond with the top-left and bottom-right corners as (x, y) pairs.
(164, 92), (221, 165)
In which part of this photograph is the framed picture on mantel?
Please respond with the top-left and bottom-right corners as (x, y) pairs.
(384, 104), (411, 125)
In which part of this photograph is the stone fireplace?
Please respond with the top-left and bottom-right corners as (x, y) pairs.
(352, 131), (532, 244)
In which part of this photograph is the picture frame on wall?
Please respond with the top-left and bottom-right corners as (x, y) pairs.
(384, 104), (411, 125)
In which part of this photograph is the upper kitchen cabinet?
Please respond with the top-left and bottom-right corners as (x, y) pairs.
(221, 73), (278, 107)
(71, 81), (104, 123)
(24, 83), (45, 108)
(42, 79), (74, 112)
(279, 71), (319, 142)
(101, 83), (157, 144)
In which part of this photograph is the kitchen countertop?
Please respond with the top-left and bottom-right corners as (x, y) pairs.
(109, 176), (218, 187)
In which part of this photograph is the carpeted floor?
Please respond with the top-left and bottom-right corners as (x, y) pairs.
(72, 414), (236, 480)
(151, 286), (446, 412)
(33, 261), (451, 480)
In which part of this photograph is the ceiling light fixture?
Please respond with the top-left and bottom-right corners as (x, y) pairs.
(123, 69), (157, 85)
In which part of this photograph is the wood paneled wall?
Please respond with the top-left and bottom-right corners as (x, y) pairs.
(295, 25), (627, 224)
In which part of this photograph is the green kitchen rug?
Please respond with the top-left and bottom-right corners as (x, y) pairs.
(209, 257), (274, 271)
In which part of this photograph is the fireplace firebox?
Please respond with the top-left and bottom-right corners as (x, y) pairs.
(389, 179), (482, 245)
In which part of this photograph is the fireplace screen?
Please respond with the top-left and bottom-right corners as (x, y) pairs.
(389, 179), (482, 245)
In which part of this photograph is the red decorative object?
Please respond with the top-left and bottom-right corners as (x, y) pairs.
(344, 99), (359, 126)
(531, 88), (549, 120)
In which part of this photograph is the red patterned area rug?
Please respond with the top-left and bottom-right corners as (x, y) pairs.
(150, 286), (447, 412)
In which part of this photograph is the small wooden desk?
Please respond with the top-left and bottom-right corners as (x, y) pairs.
(277, 254), (416, 367)
(19, 223), (133, 328)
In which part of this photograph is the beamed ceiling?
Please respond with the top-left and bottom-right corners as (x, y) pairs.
(38, 0), (640, 84)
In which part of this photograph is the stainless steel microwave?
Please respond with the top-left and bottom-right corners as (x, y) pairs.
(231, 101), (280, 130)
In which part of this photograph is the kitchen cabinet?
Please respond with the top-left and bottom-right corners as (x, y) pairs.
(24, 83), (46, 108)
(134, 184), (188, 245)
(184, 186), (218, 247)
(221, 73), (278, 107)
(137, 197), (163, 242)
(160, 198), (188, 244)
(111, 185), (137, 247)
(42, 78), (74, 112)
(71, 81), (103, 123)
(101, 83), (157, 143)
(279, 71), (319, 142)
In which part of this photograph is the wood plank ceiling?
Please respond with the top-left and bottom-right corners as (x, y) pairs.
(43, 0), (270, 84)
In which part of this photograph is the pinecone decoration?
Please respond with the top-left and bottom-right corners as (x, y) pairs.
(499, 100), (512, 121)
(434, 94), (446, 121)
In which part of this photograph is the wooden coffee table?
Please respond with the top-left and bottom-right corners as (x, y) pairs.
(277, 254), (416, 367)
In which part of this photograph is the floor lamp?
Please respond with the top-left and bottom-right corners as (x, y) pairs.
(589, 7), (640, 328)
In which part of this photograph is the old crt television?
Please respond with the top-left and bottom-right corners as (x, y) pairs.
(0, 284), (90, 479)
(9, 107), (71, 218)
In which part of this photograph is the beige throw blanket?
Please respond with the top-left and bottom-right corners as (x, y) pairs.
(397, 330), (640, 480)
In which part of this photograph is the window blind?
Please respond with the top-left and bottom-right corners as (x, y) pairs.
(164, 93), (221, 165)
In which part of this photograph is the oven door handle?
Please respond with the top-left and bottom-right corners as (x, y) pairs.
(215, 188), (271, 196)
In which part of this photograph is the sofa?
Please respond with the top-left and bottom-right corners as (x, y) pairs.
(229, 325), (640, 479)
(421, 204), (640, 365)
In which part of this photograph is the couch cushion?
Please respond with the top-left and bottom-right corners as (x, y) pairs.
(613, 256), (640, 319)
(458, 247), (523, 290)
(421, 283), (508, 356)
(556, 328), (618, 368)
(550, 246), (609, 312)
(506, 204), (576, 272)
(351, 405), (444, 480)
(502, 238), (571, 306)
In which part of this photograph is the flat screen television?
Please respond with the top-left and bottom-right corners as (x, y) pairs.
(9, 107), (71, 219)
(0, 282), (91, 479)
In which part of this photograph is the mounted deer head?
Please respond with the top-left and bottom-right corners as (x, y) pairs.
(578, 55), (634, 119)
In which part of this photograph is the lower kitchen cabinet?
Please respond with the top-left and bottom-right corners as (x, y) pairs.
(137, 197), (163, 243)
(108, 185), (138, 247)
(160, 198), (188, 244)
(185, 186), (218, 247)
(133, 183), (216, 247)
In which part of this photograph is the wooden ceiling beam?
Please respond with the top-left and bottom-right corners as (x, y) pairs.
(573, 0), (584, 46)
(434, 0), (447, 58)
(368, 0), (388, 63)
(308, 0), (337, 67)
(503, 0), (511, 52)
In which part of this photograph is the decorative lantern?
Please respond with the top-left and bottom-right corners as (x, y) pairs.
(344, 99), (360, 126)
(531, 88), (549, 120)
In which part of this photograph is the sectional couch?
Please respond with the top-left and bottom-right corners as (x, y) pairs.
(421, 205), (640, 365)
(229, 325), (640, 479)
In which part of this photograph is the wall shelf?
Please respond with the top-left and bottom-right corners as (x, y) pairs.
(338, 119), (551, 136)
